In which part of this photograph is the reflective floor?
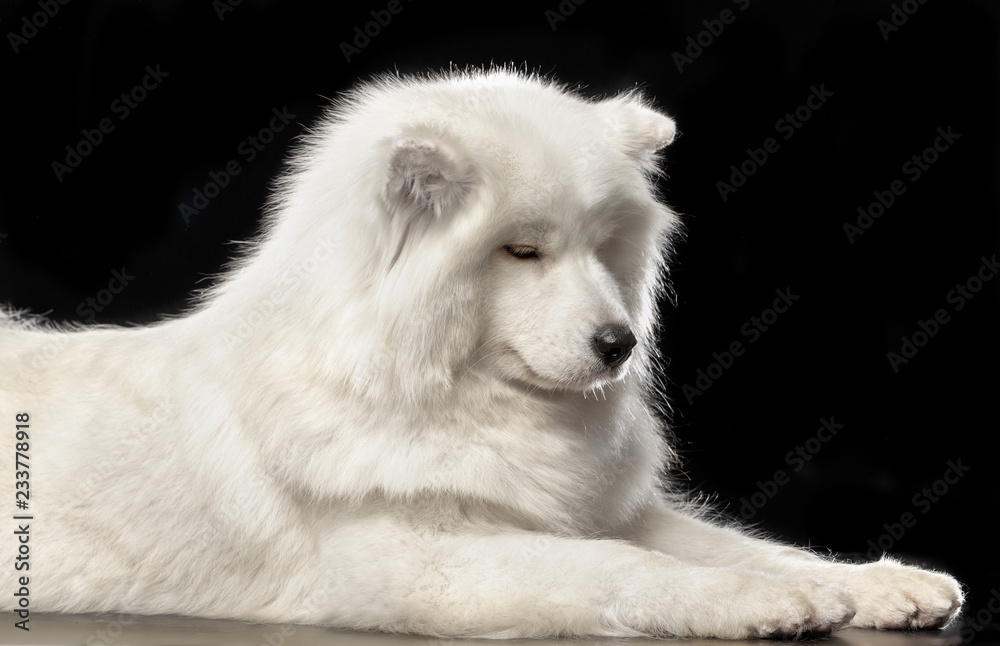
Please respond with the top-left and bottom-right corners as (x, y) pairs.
(0, 613), (974, 646)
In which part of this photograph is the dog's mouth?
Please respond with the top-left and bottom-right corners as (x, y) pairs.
(507, 347), (629, 393)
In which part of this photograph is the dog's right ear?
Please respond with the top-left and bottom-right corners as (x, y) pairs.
(383, 130), (476, 220)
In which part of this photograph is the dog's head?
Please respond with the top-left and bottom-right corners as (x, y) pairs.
(294, 70), (679, 398)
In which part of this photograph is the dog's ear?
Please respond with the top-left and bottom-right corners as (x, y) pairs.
(383, 130), (476, 219)
(631, 105), (677, 151)
(604, 96), (678, 159)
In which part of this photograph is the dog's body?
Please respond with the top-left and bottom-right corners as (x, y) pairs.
(1, 70), (961, 638)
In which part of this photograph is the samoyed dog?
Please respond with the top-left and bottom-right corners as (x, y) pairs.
(1, 69), (961, 639)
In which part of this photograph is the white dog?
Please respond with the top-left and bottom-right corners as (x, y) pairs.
(1, 69), (962, 639)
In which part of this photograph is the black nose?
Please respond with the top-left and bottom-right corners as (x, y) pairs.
(592, 324), (637, 368)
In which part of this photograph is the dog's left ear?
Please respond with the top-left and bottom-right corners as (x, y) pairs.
(383, 130), (476, 219)
(631, 106), (677, 151)
(604, 97), (678, 159)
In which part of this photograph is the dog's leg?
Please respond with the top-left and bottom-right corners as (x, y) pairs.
(621, 496), (963, 630)
(298, 520), (854, 639)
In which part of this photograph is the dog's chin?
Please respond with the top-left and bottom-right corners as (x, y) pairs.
(506, 353), (629, 394)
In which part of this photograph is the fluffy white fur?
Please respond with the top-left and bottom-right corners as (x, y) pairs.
(1, 69), (962, 639)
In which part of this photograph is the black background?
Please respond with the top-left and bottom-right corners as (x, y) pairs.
(1, 0), (998, 639)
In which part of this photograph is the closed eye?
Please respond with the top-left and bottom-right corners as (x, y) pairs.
(502, 244), (540, 260)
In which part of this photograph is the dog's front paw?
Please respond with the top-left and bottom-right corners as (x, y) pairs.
(607, 561), (856, 639)
(631, 570), (856, 640)
(739, 576), (857, 640)
(834, 559), (963, 630)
